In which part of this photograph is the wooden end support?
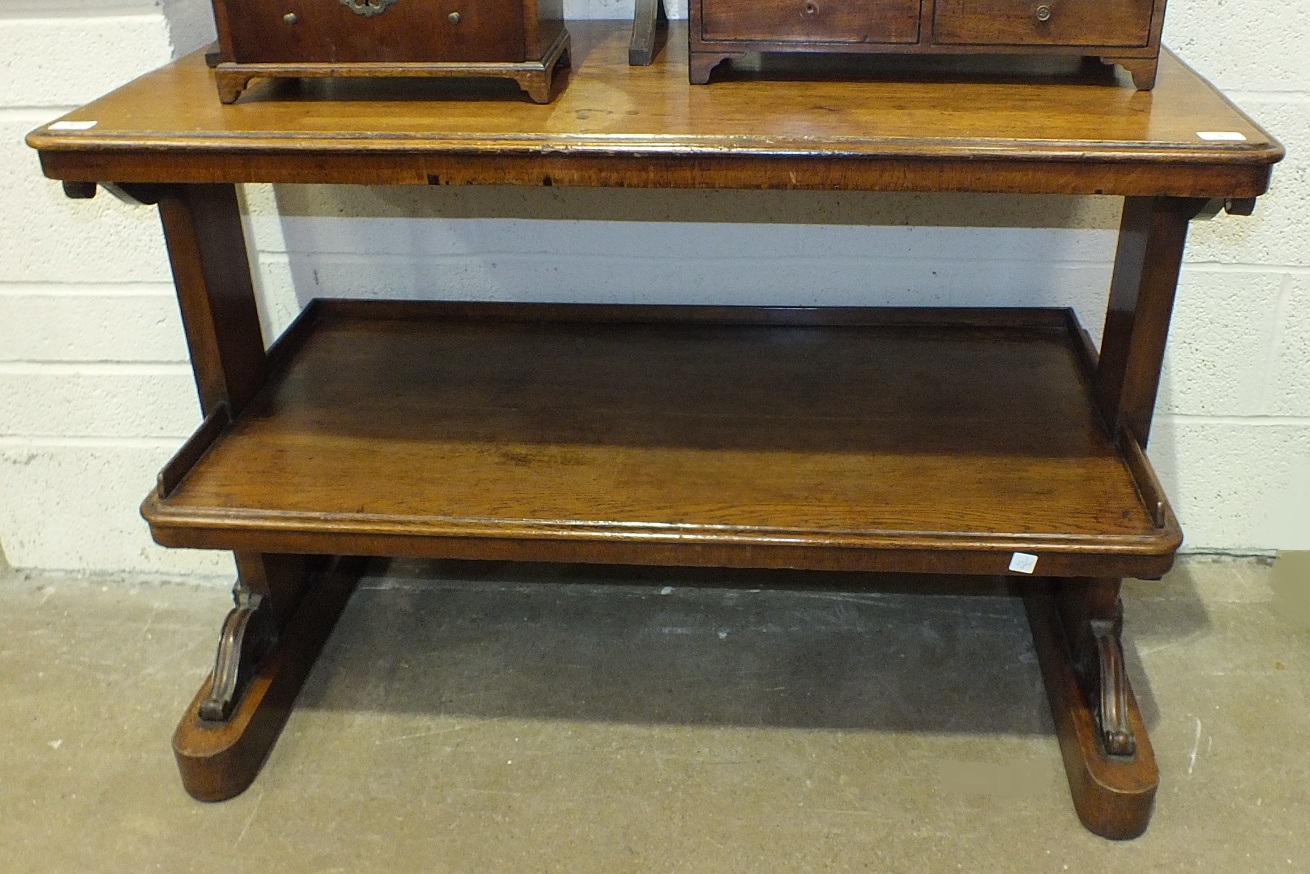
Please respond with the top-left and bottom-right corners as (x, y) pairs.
(173, 555), (369, 801)
(1023, 578), (1158, 839)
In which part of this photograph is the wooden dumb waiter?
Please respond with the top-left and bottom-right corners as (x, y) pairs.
(29, 20), (1280, 840)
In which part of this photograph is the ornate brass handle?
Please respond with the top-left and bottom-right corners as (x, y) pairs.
(340, 0), (398, 17)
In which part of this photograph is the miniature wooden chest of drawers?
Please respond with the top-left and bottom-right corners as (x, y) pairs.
(689, 0), (1167, 89)
(209, 0), (569, 103)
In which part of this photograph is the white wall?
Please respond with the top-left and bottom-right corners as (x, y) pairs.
(0, 2), (232, 576)
(2, 0), (1306, 576)
(1149, 1), (1310, 552)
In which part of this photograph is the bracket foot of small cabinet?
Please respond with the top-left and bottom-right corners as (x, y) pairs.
(689, 0), (1166, 89)
(209, 0), (570, 102)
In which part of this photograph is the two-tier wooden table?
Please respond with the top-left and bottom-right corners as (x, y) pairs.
(28, 22), (1281, 839)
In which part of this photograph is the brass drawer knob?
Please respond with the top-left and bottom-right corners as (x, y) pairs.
(448, 11), (462, 23)
(803, 1), (818, 14)
(283, 12), (298, 24)
(1035, 4), (1052, 21)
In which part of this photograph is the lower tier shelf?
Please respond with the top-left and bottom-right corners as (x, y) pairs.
(143, 301), (1180, 577)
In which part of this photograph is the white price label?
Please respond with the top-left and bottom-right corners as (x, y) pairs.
(1009, 552), (1039, 574)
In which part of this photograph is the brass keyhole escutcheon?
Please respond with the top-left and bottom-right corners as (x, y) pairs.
(339, 0), (398, 17)
(1035, 4), (1052, 21)
(448, 11), (461, 23)
(803, 2), (818, 15)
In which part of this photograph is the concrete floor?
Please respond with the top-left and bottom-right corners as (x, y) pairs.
(1, 557), (1306, 873)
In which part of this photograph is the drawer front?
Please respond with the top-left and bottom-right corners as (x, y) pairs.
(218, 0), (526, 64)
(699, 0), (921, 44)
(933, 0), (1154, 47)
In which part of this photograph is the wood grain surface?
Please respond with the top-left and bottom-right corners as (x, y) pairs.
(699, 0), (921, 44)
(1024, 578), (1158, 839)
(28, 22), (1280, 195)
(144, 302), (1180, 576)
(933, 0), (1155, 47)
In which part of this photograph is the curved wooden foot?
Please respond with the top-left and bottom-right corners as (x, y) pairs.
(1024, 579), (1157, 839)
(515, 32), (570, 103)
(689, 52), (746, 85)
(1102, 56), (1158, 90)
(1089, 608), (1136, 757)
(517, 72), (552, 104)
(173, 556), (369, 801)
(198, 587), (278, 722)
(214, 69), (253, 104)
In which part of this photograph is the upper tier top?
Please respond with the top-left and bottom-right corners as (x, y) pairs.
(28, 21), (1282, 197)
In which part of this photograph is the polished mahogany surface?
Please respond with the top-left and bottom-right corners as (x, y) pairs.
(29, 22), (1279, 194)
(144, 302), (1179, 578)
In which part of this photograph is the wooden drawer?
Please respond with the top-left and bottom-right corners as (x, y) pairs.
(933, 0), (1154, 47)
(215, 0), (527, 64)
(699, 0), (921, 44)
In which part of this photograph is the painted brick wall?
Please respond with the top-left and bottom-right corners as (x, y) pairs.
(0, 2), (231, 575)
(3, 0), (1306, 575)
(1149, 0), (1310, 552)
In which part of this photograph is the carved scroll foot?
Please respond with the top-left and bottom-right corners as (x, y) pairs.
(1023, 579), (1157, 840)
(198, 587), (278, 722)
(1087, 608), (1136, 758)
(173, 556), (369, 801)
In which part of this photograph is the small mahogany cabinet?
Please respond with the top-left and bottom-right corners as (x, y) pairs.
(27, 21), (1281, 840)
(689, 0), (1168, 88)
(208, 0), (569, 102)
